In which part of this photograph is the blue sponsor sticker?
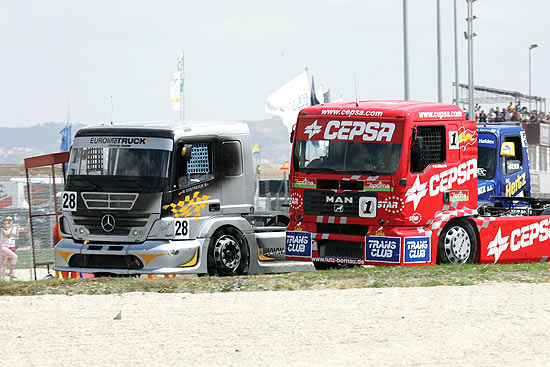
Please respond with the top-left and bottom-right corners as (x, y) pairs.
(404, 237), (431, 263)
(286, 231), (312, 257)
(365, 236), (401, 263)
(478, 133), (497, 148)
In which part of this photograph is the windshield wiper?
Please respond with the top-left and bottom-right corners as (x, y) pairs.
(113, 178), (150, 192)
(70, 177), (102, 191)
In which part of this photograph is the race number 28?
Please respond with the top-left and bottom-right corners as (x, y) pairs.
(62, 191), (77, 211)
(174, 218), (190, 239)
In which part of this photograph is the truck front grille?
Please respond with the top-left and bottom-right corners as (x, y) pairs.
(303, 190), (376, 217)
(81, 192), (138, 210)
(73, 213), (149, 235)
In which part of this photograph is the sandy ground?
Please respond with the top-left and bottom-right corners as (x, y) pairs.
(1, 282), (550, 367)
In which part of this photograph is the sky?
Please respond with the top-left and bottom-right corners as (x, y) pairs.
(0, 0), (549, 127)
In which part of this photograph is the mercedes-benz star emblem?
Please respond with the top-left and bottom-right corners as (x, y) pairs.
(101, 214), (116, 233)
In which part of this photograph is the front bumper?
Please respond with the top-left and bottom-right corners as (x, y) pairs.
(53, 237), (208, 275)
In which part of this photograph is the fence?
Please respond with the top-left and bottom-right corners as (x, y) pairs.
(24, 152), (69, 280)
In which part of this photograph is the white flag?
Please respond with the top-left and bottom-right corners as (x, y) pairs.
(170, 71), (181, 111)
(316, 84), (325, 104)
(265, 70), (311, 133)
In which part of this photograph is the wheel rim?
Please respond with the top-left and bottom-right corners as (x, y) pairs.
(443, 226), (471, 263)
(213, 235), (241, 272)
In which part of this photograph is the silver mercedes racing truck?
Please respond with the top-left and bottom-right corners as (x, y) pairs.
(54, 121), (312, 276)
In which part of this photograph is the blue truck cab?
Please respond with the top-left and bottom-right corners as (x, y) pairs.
(477, 124), (530, 204)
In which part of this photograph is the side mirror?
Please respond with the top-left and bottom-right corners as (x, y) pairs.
(181, 144), (192, 162)
(500, 142), (515, 157)
(290, 125), (295, 143)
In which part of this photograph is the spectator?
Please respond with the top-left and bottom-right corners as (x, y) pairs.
(479, 110), (487, 122)
(488, 108), (496, 122)
(0, 216), (19, 281)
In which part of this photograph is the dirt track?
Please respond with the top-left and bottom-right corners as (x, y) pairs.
(2, 282), (550, 366)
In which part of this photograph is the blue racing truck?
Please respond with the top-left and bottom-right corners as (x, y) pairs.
(477, 124), (530, 204)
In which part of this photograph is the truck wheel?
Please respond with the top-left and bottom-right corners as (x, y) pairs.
(437, 219), (477, 264)
(207, 228), (249, 276)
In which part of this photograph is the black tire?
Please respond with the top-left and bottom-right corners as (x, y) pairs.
(207, 227), (249, 276)
(437, 219), (477, 264)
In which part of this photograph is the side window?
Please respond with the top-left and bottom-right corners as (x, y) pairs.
(177, 142), (213, 188)
(223, 141), (243, 176)
(410, 125), (446, 173)
(502, 136), (523, 175)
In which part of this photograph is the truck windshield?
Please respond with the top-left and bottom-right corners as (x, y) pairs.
(478, 133), (497, 179)
(293, 140), (402, 175)
(67, 136), (172, 187)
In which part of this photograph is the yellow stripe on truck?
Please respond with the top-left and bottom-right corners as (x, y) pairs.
(180, 249), (199, 267)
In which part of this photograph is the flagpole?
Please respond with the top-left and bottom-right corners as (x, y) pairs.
(180, 52), (185, 121)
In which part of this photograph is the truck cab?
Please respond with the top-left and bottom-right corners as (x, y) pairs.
(477, 125), (530, 203)
(55, 121), (311, 276)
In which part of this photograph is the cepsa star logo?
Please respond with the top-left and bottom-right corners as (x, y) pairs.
(405, 176), (428, 211)
(304, 120), (322, 139)
(486, 228), (509, 263)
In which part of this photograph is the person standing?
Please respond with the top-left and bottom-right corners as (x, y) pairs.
(0, 216), (19, 280)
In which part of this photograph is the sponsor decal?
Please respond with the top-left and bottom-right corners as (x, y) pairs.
(478, 185), (494, 195)
(359, 197), (377, 218)
(449, 190), (469, 201)
(312, 257), (365, 265)
(408, 212), (422, 224)
(417, 110), (463, 119)
(507, 162), (521, 171)
(478, 138), (496, 147)
(501, 143), (514, 156)
(162, 191), (211, 220)
(292, 177), (317, 189)
(487, 218), (550, 263)
(320, 109), (383, 117)
(304, 120), (323, 139)
(323, 121), (395, 142)
(505, 173), (526, 196)
(73, 136), (172, 151)
(404, 237), (431, 263)
(521, 131), (528, 148)
(378, 195), (404, 214)
(458, 127), (477, 151)
(366, 226), (386, 236)
(364, 181), (393, 191)
(286, 231), (312, 257)
(405, 176), (428, 211)
(405, 158), (477, 210)
(365, 236), (401, 263)
(478, 167), (487, 177)
(181, 182), (209, 194)
(289, 192), (303, 210)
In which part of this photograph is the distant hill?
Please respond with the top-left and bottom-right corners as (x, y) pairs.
(0, 123), (84, 164)
(245, 116), (291, 166)
(0, 118), (290, 166)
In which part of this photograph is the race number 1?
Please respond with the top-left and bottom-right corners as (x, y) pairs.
(174, 218), (190, 239)
(449, 131), (459, 150)
(62, 191), (77, 211)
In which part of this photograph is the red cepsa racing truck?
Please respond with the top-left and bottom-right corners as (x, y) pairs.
(286, 100), (550, 268)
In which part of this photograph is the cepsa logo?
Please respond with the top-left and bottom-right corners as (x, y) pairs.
(405, 158), (477, 210)
(487, 219), (550, 263)
(304, 120), (396, 142)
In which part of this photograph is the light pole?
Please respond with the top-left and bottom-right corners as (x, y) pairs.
(437, 0), (442, 102)
(529, 44), (538, 112)
(453, 0), (459, 106)
(466, 0), (477, 120)
(403, 0), (410, 100)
